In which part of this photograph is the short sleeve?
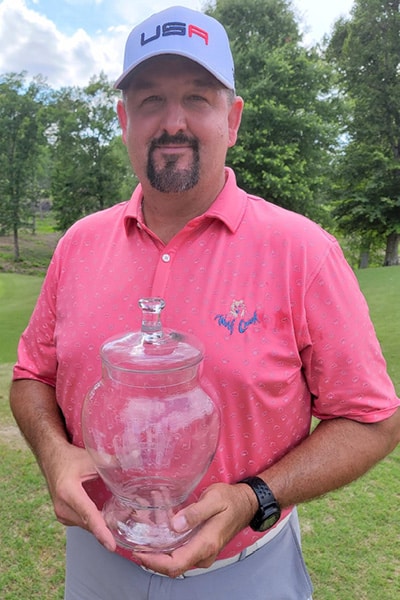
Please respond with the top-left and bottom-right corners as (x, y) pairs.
(301, 242), (399, 422)
(13, 246), (61, 387)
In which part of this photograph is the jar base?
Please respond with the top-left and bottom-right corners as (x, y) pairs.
(103, 493), (198, 553)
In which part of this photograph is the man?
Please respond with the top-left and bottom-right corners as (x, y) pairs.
(10, 6), (400, 600)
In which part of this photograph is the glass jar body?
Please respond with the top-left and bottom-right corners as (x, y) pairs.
(82, 363), (219, 552)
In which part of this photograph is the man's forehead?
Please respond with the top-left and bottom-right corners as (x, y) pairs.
(124, 55), (222, 89)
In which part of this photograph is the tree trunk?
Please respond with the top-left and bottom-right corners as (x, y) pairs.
(13, 222), (20, 261)
(383, 232), (399, 266)
(359, 251), (369, 269)
(358, 235), (373, 268)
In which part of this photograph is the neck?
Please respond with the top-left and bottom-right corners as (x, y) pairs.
(141, 173), (226, 244)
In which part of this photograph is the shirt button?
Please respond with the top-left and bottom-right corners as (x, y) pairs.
(162, 253), (171, 263)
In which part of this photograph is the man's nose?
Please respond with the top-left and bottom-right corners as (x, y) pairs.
(162, 102), (187, 135)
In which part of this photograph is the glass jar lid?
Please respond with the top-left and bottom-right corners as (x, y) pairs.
(100, 298), (203, 373)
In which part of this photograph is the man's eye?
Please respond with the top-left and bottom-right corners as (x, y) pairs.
(189, 95), (207, 102)
(142, 96), (163, 105)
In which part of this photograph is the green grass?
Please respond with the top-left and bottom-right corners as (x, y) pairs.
(299, 451), (400, 599)
(35, 214), (58, 235)
(0, 264), (399, 599)
(356, 267), (400, 390)
(0, 274), (44, 363)
(0, 363), (65, 599)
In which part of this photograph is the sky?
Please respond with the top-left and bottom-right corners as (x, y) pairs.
(0, 0), (355, 88)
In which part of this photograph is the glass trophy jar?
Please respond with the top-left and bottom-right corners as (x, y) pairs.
(82, 298), (220, 553)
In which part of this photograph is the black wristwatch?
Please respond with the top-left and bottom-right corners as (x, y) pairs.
(240, 476), (281, 532)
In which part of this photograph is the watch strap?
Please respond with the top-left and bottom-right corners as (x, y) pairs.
(239, 476), (281, 531)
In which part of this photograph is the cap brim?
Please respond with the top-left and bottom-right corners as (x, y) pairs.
(114, 50), (234, 91)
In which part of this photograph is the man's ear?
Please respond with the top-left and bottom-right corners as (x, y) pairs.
(117, 99), (128, 145)
(228, 96), (244, 148)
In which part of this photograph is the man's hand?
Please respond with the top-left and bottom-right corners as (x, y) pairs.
(133, 482), (257, 578)
(44, 443), (117, 552)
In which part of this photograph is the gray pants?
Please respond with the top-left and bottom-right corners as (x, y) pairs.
(65, 509), (313, 599)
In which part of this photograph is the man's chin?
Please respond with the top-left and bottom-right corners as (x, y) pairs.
(147, 169), (199, 193)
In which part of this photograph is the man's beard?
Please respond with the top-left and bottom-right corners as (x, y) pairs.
(147, 133), (200, 193)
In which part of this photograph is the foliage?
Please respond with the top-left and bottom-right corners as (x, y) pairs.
(206, 0), (340, 220)
(50, 73), (137, 232)
(326, 0), (400, 265)
(0, 73), (52, 258)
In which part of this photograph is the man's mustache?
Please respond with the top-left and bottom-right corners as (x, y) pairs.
(150, 133), (199, 150)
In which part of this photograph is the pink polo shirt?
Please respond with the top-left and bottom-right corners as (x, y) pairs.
(14, 168), (399, 560)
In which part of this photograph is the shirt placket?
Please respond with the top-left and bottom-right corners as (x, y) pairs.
(151, 248), (175, 298)
(147, 220), (203, 298)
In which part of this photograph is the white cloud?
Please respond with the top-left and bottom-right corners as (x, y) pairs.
(111, 0), (203, 28)
(294, 0), (353, 43)
(0, 0), (124, 87)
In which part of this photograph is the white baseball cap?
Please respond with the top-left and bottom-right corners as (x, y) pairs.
(114, 5), (235, 91)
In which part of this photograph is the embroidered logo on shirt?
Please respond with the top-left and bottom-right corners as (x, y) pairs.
(214, 300), (259, 336)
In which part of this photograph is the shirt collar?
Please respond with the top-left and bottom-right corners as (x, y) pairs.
(205, 167), (247, 233)
(123, 167), (247, 235)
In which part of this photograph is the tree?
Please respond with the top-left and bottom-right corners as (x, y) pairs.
(0, 73), (50, 259)
(51, 74), (136, 232)
(327, 0), (400, 266)
(206, 0), (339, 220)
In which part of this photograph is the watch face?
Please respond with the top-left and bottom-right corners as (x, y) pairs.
(259, 512), (280, 532)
